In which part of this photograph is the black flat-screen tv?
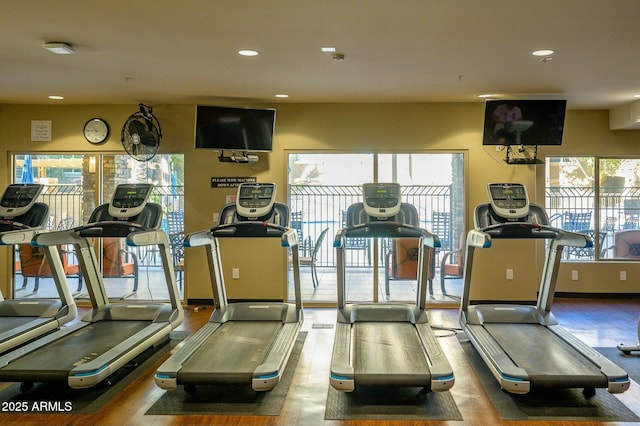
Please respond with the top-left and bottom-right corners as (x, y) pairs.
(195, 105), (275, 152)
(482, 99), (566, 146)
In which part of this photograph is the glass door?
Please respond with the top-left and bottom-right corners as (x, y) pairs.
(11, 153), (184, 302)
(287, 152), (464, 304)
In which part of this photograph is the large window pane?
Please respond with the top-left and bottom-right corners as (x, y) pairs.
(599, 158), (640, 260)
(288, 152), (464, 304)
(11, 153), (184, 301)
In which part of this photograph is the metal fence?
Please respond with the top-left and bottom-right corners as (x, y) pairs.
(545, 185), (640, 260)
(35, 184), (184, 267)
(289, 184), (451, 267)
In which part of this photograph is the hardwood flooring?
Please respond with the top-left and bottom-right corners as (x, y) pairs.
(0, 298), (639, 426)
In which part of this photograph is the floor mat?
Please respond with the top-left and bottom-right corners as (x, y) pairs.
(459, 333), (640, 421)
(0, 330), (187, 414)
(324, 384), (462, 421)
(596, 347), (640, 384)
(146, 332), (306, 416)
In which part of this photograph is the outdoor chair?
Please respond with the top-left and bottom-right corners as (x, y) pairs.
(18, 244), (83, 295)
(299, 227), (329, 288)
(439, 232), (465, 299)
(384, 238), (435, 297)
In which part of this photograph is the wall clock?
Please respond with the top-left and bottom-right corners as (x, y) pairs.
(83, 118), (110, 144)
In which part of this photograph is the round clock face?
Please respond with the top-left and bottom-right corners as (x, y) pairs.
(83, 118), (109, 144)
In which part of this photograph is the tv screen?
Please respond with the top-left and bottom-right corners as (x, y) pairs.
(195, 105), (275, 152)
(482, 99), (566, 146)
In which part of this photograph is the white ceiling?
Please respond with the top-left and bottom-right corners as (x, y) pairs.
(1, 0), (639, 109)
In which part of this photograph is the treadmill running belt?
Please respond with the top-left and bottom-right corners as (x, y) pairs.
(0, 320), (150, 382)
(484, 323), (607, 387)
(178, 321), (281, 383)
(354, 323), (430, 386)
(0, 317), (46, 335)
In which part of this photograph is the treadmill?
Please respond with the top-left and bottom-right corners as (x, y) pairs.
(0, 183), (184, 389)
(330, 183), (455, 392)
(155, 182), (303, 392)
(460, 182), (630, 397)
(0, 184), (77, 355)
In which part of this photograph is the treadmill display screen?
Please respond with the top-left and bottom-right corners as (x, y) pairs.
(0, 183), (43, 217)
(364, 185), (400, 208)
(489, 186), (527, 210)
(487, 183), (530, 219)
(238, 185), (274, 208)
(108, 183), (154, 218)
(362, 182), (402, 219)
(236, 183), (277, 219)
(1, 185), (41, 208)
(112, 185), (152, 209)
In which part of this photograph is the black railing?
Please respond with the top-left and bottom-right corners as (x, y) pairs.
(546, 186), (640, 260)
(289, 184), (451, 267)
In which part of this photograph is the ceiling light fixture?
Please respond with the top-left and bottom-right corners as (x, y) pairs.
(633, 94), (640, 98)
(48, 95), (64, 100)
(238, 49), (259, 57)
(275, 94), (289, 98)
(43, 42), (75, 54)
(478, 94), (493, 98)
(532, 49), (554, 56)
(321, 47), (336, 53)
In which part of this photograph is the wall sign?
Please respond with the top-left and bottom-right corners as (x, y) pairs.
(211, 177), (257, 188)
(31, 120), (52, 141)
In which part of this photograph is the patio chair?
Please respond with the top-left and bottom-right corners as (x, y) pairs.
(439, 232), (465, 299)
(609, 229), (640, 259)
(102, 237), (139, 299)
(169, 231), (185, 289)
(300, 227), (329, 288)
(432, 211), (451, 251)
(18, 244), (83, 295)
(384, 238), (435, 296)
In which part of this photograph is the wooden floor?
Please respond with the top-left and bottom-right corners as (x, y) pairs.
(1, 298), (639, 426)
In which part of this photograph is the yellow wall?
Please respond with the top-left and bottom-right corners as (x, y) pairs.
(1, 103), (640, 303)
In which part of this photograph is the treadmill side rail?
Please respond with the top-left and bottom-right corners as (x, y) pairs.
(155, 322), (222, 390)
(69, 322), (171, 389)
(415, 323), (455, 391)
(330, 322), (355, 392)
(252, 321), (302, 391)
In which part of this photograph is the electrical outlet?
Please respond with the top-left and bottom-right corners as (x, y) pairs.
(506, 269), (513, 280)
(232, 268), (240, 279)
(571, 270), (578, 281)
(620, 270), (627, 281)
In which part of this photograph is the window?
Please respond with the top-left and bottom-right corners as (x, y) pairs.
(11, 153), (184, 301)
(288, 152), (465, 303)
(545, 156), (640, 261)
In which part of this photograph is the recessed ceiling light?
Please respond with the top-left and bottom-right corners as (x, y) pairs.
(238, 49), (259, 57)
(633, 94), (640, 98)
(478, 94), (494, 98)
(275, 94), (289, 98)
(532, 49), (554, 56)
(321, 47), (336, 53)
(48, 95), (64, 100)
(43, 42), (75, 54)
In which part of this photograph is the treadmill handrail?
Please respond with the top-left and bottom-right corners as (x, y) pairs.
(333, 222), (440, 249)
(33, 221), (151, 246)
(0, 227), (40, 245)
(477, 222), (592, 248)
(185, 222), (299, 247)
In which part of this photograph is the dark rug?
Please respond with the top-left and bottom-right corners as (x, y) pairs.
(458, 333), (640, 421)
(324, 384), (462, 421)
(146, 332), (307, 416)
(0, 330), (187, 414)
(596, 347), (640, 384)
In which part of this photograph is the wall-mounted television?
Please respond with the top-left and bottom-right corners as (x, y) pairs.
(482, 99), (566, 146)
(195, 105), (275, 152)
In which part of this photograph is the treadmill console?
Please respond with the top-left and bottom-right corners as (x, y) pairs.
(236, 183), (277, 220)
(0, 184), (43, 218)
(362, 182), (401, 219)
(108, 183), (154, 219)
(487, 183), (529, 220)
